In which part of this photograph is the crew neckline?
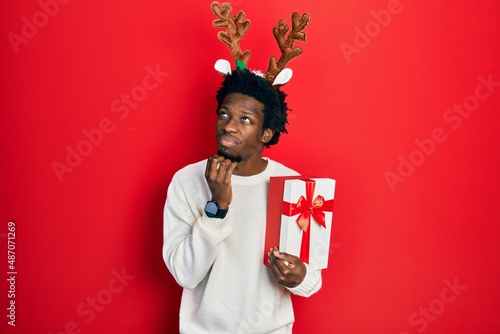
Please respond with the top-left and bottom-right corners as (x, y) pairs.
(232, 158), (276, 185)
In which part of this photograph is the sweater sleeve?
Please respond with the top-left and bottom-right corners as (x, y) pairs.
(162, 175), (232, 289)
(286, 264), (322, 297)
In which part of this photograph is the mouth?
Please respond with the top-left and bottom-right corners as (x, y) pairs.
(218, 134), (239, 148)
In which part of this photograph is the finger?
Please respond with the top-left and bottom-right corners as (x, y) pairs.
(205, 155), (217, 177)
(206, 156), (224, 180)
(204, 156), (213, 178)
(268, 247), (278, 263)
(215, 159), (233, 180)
(269, 247), (285, 269)
(269, 247), (280, 266)
(270, 251), (291, 275)
(272, 250), (296, 268)
(223, 161), (238, 182)
(270, 258), (294, 286)
(270, 256), (283, 278)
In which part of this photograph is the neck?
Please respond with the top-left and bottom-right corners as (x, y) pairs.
(233, 156), (268, 176)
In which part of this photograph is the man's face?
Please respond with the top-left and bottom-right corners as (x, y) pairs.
(216, 92), (273, 162)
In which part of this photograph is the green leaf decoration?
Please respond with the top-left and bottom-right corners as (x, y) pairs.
(236, 60), (247, 70)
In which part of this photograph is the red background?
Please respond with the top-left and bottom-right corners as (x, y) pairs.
(1, 0), (500, 333)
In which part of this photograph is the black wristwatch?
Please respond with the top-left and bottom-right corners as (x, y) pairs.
(204, 200), (228, 219)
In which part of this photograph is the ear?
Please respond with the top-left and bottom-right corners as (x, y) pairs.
(261, 128), (274, 144)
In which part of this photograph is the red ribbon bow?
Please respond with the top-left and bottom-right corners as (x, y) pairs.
(282, 179), (334, 232)
(281, 179), (334, 263)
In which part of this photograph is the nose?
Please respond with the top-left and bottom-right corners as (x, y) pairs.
(221, 116), (238, 133)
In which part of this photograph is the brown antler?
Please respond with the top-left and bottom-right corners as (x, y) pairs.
(265, 12), (310, 83)
(211, 2), (251, 66)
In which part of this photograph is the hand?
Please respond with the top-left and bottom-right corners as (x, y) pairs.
(204, 155), (238, 209)
(268, 247), (307, 288)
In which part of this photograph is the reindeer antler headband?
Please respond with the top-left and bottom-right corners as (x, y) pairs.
(211, 2), (310, 87)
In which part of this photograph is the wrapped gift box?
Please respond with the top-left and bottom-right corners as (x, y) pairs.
(264, 176), (336, 269)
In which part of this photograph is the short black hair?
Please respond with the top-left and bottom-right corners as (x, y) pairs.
(215, 69), (289, 147)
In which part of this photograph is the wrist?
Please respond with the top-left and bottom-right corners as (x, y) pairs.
(216, 201), (230, 210)
(211, 197), (230, 210)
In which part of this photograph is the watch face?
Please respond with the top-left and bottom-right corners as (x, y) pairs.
(205, 201), (219, 217)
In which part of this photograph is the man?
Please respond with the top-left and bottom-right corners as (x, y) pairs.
(163, 69), (322, 333)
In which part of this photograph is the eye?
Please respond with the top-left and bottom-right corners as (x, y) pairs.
(218, 110), (229, 119)
(241, 116), (252, 124)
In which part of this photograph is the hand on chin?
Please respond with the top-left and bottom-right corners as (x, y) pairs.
(217, 149), (242, 163)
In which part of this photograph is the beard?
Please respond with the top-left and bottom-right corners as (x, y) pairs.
(217, 150), (243, 163)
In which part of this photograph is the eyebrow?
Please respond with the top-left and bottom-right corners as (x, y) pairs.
(220, 104), (260, 116)
(241, 109), (258, 116)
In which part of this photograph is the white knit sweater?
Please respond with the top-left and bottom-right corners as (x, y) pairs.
(163, 158), (322, 334)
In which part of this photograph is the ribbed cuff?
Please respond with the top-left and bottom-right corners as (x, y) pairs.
(286, 264), (322, 297)
(200, 215), (232, 234)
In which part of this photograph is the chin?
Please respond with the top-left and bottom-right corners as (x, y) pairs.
(217, 150), (243, 163)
